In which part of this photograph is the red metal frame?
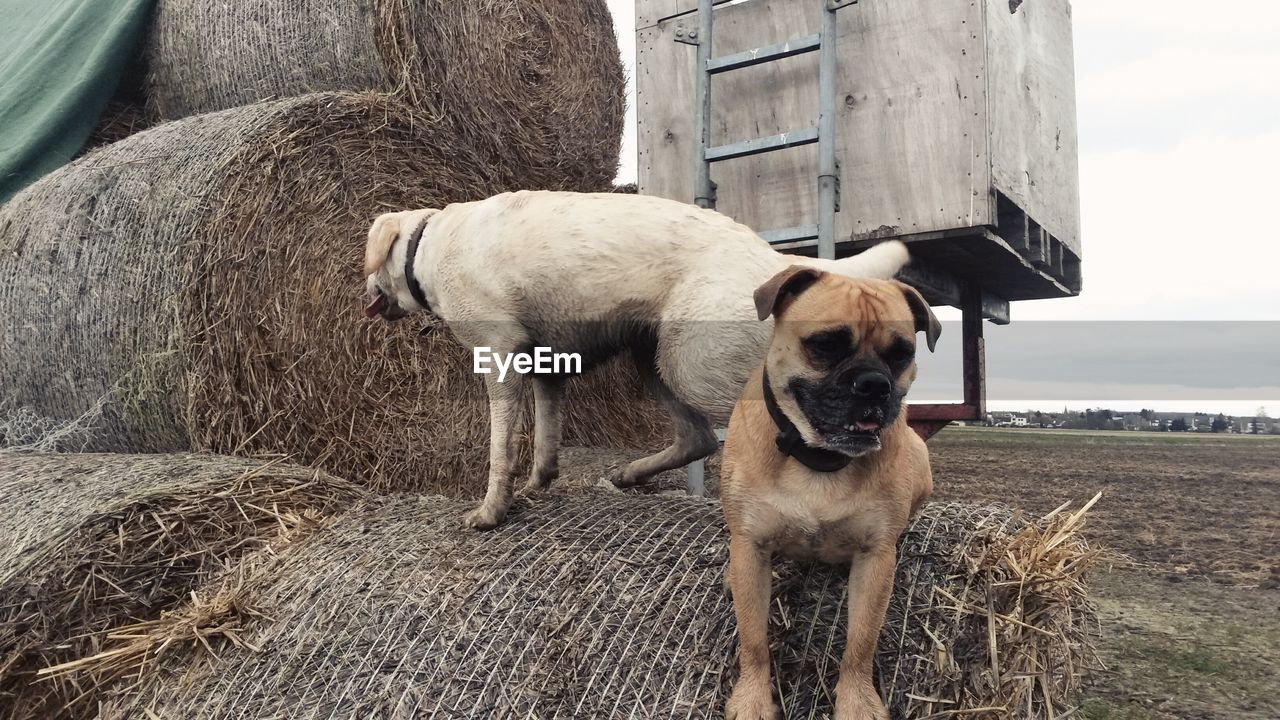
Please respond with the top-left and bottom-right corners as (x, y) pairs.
(908, 287), (986, 441)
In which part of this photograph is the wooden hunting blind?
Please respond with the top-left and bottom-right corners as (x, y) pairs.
(635, 0), (1081, 305)
(636, 0), (1082, 446)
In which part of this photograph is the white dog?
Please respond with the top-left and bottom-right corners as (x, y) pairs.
(364, 191), (910, 529)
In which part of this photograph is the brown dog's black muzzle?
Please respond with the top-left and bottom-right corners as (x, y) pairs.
(832, 355), (894, 395)
(792, 356), (904, 443)
(850, 369), (893, 402)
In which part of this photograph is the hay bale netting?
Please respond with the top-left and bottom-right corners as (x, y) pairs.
(0, 451), (368, 720)
(143, 0), (626, 190)
(0, 92), (665, 494)
(95, 496), (1098, 719)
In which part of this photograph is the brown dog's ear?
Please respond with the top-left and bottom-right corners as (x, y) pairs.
(895, 281), (942, 352)
(754, 266), (824, 321)
(363, 212), (403, 276)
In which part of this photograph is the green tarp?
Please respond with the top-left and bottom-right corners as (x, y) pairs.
(0, 0), (155, 204)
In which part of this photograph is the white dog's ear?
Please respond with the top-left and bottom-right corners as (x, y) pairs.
(894, 281), (942, 352)
(754, 266), (824, 321)
(364, 212), (403, 276)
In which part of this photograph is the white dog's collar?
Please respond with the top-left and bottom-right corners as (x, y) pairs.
(403, 215), (432, 312)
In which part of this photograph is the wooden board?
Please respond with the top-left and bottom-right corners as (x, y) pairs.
(985, 0), (1081, 254)
(637, 0), (733, 29)
(638, 0), (992, 243)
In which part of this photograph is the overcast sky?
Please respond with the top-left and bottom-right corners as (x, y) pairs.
(606, 0), (1279, 414)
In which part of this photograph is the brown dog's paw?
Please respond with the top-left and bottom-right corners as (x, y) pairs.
(725, 687), (779, 720)
(463, 504), (506, 531)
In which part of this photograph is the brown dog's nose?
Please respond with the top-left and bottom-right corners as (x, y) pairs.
(853, 370), (892, 401)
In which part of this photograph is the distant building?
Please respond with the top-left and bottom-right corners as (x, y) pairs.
(991, 413), (1030, 427)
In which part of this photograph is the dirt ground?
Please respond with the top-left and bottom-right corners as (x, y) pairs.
(1081, 566), (1279, 719)
(929, 428), (1279, 587)
(927, 428), (1280, 720)
(560, 427), (1280, 719)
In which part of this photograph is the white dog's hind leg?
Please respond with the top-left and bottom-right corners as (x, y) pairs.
(611, 377), (717, 488)
(465, 372), (529, 530)
(521, 377), (564, 493)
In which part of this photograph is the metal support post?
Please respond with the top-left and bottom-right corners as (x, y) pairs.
(816, 1), (839, 260)
(906, 285), (988, 440)
(693, 0), (715, 210)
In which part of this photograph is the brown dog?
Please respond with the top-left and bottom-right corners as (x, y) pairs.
(720, 267), (938, 720)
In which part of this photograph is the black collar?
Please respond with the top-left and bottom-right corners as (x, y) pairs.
(761, 369), (854, 473)
(403, 216), (432, 312)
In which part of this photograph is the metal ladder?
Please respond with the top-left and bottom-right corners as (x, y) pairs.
(683, 0), (858, 496)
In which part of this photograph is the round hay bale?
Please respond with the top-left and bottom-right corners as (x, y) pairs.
(144, 0), (626, 190)
(0, 451), (368, 720)
(94, 495), (1098, 718)
(0, 92), (664, 495)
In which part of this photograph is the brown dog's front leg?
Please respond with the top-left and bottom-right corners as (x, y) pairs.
(726, 536), (779, 720)
(465, 374), (527, 530)
(834, 544), (896, 720)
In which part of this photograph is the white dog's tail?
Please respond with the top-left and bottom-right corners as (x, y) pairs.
(796, 240), (910, 280)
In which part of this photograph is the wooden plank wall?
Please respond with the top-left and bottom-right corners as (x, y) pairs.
(636, 0), (992, 243)
(985, 0), (1081, 254)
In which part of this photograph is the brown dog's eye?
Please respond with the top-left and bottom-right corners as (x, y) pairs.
(802, 329), (853, 365)
(883, 339), (916, 371)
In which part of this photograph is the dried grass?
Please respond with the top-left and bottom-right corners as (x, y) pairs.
(144, 0), (626, 191)
(80, 102), (150, 154)
(0, 92), (663, 495)
(868, 493), (1101, 719)
(91, 494), (1098, 718)
(0, 452), (367, 720)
